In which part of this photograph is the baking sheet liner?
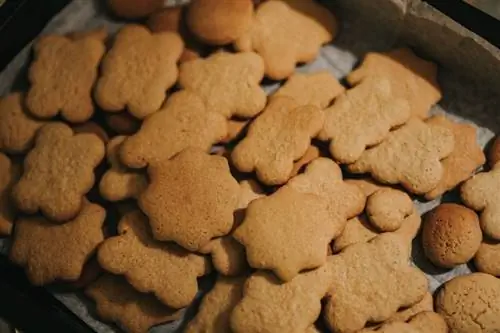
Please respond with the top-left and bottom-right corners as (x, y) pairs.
(1, 0), (499, 332)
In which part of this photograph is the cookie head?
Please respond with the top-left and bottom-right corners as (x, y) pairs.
(366, 188), (414, 232)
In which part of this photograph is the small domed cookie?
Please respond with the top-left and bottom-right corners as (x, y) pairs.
(422, 203), (482, 268)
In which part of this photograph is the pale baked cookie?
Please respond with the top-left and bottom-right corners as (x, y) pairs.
(366, 188), (414, 232)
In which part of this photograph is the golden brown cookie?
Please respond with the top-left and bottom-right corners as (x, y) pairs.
(319, 77), (411, 164)
(474, 240), (500, 277)
(104, 112), (141, 135)
(0, 153), (20, 236)
(347, 48), (441, 119)
(348, 118), (455, 194)
(178, 51), (266, 119)
(185, 276), (246, 333)
(488, 135), (500, 168)
(186, 0), (254, 45)
(230, 263), (333, 333)
(424, 115), (485, 200)
(235, 0), (337, 79)
(0, 93), (46, 154)
(95, 24), (183, 119)
(86, 274), (182, 333)
(9, 201), (105, 285)
(107, 0), (164, 18)
(97, 210), (210, 308)
(139, 148), (239, 251)
(359, 311), (448, 333)
(324, 234), (429, 332)
(272, 71), (345, 108)
(26, 31), (106, 123)
(366, 188), (414, 232)
(436, 273), (500, 333)
(73, 121), (110, 143)
(231, 96), (324, 185)
(120, 90), (227, 169)
(12, 123), (105, 222)
(99, 136), (148, 202)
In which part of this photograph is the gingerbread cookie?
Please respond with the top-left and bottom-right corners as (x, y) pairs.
(186, 0), (253, 45)
(26, 31), (106, 123)
(488, 135), (500, 168)
(272, 71), (345, 108)
(348, 118), (455, 194)
(0, 153), (20, 236)
(230, 263), (333, 333)
(220, 119), (250, 144)
(234, 185), (332, 281)
(139, 148), (239, 251)
(290, 145), (321, 177)
(178, 52), (266, 119)
(287, 158), (365, 236)
(0, 93), (46, 154)
(185, 276), (246, 333)
(424, 115), (485, 200)
(366, 188), (414, 232)
(474, 240), (500, 277)
(347, 48), (441, 119)
(95, 24), (183, 119)
(86, 274), (181, 333)
(107, 0), (164, 18)
(461, 163), (500, 240)
(104, 112), (141, 135)
(73, 121), (109, 143)
(231, 96), (324, 185)
(319, 77), (411, 164)
(359, 312), (448, 333)
(9, 201), (105, 285)
(12, 123), (105, 222)
(120, 90), (227, 169)
(324, 234), (428, 332)
(235, 0), (337, 79)
(436, 273), (500, 333)
(99, 136), (148, 202)
(97, 210), (210, 308)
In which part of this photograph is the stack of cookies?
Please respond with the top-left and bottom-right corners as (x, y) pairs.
(1, 0), (500, 332)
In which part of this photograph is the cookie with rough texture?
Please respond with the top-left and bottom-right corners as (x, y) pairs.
(104, 112), (141, 135)
(0, 93), (46, 153)
(26, 31), (106, 123)
(0, 153), (20, 236)
(73, 121), (109, 143)
(272, 71), (345, 108)
(436, 273), (500, 333)
(424, 115), (485, 200)
(95, 24), (183, 119)
(12, 123), (105, 222)
(99, 136), (147, 202)
(230, 263), (333, 333)
(179, 52), (266, 119)
(86, 274), (181, 333)
(386, 292), (434, 324)
(474, 241), (500, 276)
(359, 311), (448, 333)
(290, 145), (321, 177)
(200, 180), (264, 276)
(120, 90), (227, 169)
(287, 158), (365, 237)
(186, 276), (245, 333)
(461, 163), (500, 240)
(366, 188), (413, 232)
(319, 77), (411, 164)
(488, 135), (500, 168)
(140, 148), (239, 251)
(9, 201), (105, 285)
(107, 0), (164, 18)
(186, 0), (253, 45)
(235, 0), (337, 79)
(348, 118), (455, 194)
(234, 185), (331, 281)
(232, 97), (324, 185)
(97, 210), (210, 308)
(324, 234), (429, 332)
(422, 203), (482, 268)
(220, 119), (250, 144)
(347, 48), (441, 119)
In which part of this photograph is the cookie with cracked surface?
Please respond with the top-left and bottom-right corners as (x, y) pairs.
(436, 273), (500, 333)
(474, 240), (500, 277)
(139, 148), (239, 251)
(26, 31), (106, 123)
(319, 77), (411, 164)
(12, 122), (105, 222)
(95, 24), (183, 119)
(347, 48), (441, 119)
(9, 201), (105, 285)
(0, 153), (21, 236)
(235, 0), (337, 79)
(424, 115), (485, 200)
(366, 188), (414, 232)
(348, 118), (455, 194)
(231, 96), (324, 185)
(86, 274), (182, 333)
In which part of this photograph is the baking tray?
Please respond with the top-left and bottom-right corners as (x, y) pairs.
(0, 0), (499, 332)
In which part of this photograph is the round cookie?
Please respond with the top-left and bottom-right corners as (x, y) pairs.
(186, 0), (254, 45)
(422, 203), (482, 268)
(436, 273), (500, 333)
